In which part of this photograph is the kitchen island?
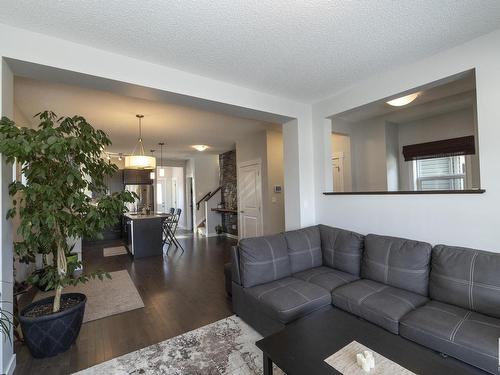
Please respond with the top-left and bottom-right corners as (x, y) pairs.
(123, 213), (168, 258)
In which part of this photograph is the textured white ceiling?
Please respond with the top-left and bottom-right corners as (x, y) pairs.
(15, 77), (277, 159)
(2, 1), (500, 102)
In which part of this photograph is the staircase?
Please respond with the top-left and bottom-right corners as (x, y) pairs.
(197, 220), (206, 236)
(195, 186), (222, 237)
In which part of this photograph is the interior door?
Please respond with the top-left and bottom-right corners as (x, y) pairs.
(238, 161), (262, 239)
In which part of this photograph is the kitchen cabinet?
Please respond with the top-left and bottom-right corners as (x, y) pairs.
(123, 169), (153, 185)
(123, 213), (167, 258)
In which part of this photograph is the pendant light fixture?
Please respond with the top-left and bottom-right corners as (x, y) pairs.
(158, 142), (165, 177)
(124, 114), (156, 170)
(149, 149), (156, 180)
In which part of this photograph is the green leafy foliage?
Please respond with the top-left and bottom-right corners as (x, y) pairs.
(0, 300), (13, 343)
(0, 111), (136, 311)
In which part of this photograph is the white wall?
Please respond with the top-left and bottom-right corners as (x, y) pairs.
(13, 104), (31, 127)
(313, 28), (500, 251)
(335, 118), (388, 191)
(191, 155), (220, 227)
(266, 130), (285, 235)
(0, 58), (15, 375)
(236, 131), (267, 169)
(385, 122), (400, 191)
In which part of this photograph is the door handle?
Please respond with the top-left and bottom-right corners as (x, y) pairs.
(240, 210), (244, 213)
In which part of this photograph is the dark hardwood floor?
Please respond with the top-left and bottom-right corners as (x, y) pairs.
(14, 233), (236, 375)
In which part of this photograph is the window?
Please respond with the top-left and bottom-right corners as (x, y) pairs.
(414, 155), (466, 191)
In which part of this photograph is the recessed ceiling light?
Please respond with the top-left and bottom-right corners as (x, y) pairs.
(386, 92), (420, 107)
(192, 145), (209, 152)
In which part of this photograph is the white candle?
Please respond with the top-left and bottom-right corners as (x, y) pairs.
(362, 360), (371, 372)
(364, 351), (375, 369)
(356, 352), (372, 373)
(356, 353), (365, 367)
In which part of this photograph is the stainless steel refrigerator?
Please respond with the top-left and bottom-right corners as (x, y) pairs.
(124, 184), (154, 213)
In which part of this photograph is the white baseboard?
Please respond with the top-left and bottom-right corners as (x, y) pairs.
(203, 232), (239, 240)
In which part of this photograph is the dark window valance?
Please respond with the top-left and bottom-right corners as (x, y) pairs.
(402, 135), (475, 162)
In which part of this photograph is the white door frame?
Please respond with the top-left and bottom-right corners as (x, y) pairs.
(171, 177), (178, 208)
(185, 176), (194, 231)
(237, 158), (263, 239)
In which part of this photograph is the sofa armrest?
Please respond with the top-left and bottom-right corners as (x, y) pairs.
(231, 246), (242, 286)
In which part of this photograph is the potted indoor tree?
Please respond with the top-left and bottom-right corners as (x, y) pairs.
(0, 111), (135, 358)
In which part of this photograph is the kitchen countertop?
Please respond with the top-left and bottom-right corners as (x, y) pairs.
(123, 213), (170, 220)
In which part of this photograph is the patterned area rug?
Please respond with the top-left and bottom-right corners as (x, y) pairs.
(73, 315), (285, 375)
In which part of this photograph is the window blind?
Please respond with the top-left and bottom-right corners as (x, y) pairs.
(403, 135), (475, 162)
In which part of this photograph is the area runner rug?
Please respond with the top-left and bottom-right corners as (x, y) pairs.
(35, 270), (144, 323)
(74, 315), (285, 375)
(103, 245), (128, 257)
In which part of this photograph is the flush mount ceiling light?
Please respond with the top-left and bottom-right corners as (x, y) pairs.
(386, 92), (420, 107)
(125, 114), (156, 170)
(192, 145), (209, 152)
(158, 142), (165, 177)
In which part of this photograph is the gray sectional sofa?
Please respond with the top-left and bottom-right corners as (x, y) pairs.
(229, 224), (500, 374)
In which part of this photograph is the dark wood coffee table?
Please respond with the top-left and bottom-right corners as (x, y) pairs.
(256, 308), (489, 375)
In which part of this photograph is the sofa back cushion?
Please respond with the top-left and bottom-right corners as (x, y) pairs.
(284, 226), (322, 273)
(362, 234), (432, 295)
(430, 245), (500, 318)
(319, 224), (364, 276)
(238, 234), (291, 288)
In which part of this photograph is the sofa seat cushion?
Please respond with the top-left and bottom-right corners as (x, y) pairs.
(244, 277), (331, 324)
(400, 301), (500, 374)
(332, 279), (428, 334)
(293, 266), (359, 292)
